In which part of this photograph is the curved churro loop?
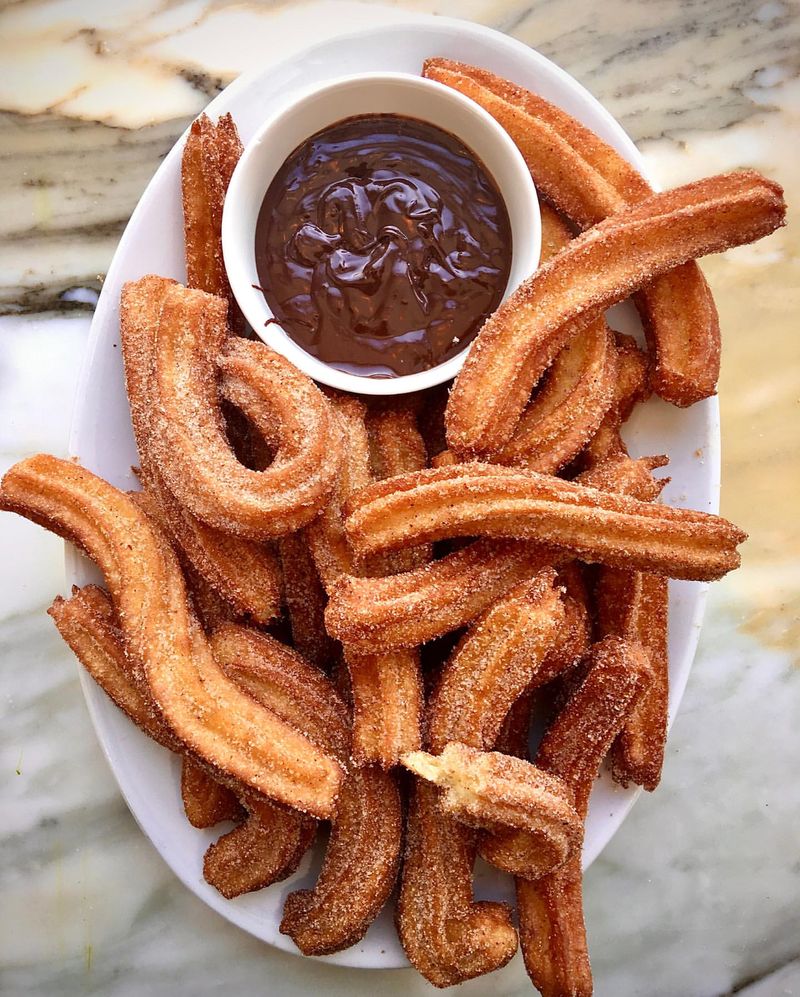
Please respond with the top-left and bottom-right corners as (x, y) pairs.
(403, 744), (582, 861)
(445, 171), (785, 456)
(396, 780), (518, 987)
(344, 464), (747, 581)
(1, 455), (343, 818)
(120, 277), (283, 624)
(280, 765), (402, 955)
(150, 292), (341, 538)
(325, 538), (556, 653)
(423, 59), (721, 406)
(427, 569), (564, 753)
(512, 638), (652, 997)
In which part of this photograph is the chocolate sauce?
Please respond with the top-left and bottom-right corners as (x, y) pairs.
(255, 114), (512, 378)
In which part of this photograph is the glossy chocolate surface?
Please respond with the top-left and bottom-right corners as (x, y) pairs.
(255, 114), (512, 377)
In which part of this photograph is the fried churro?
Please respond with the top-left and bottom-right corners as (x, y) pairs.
(423, 59), (722, 406)
(396, 780), (518, 987)
(513, 638), (652, 997)
(182, 112), (244, 332)
(445, 171), (784, 455)
(403, 744), (582, 856)
(145, 280), (341, 539)
(427, 569), (565, 753)
(1, 456), (343, 818)
(120, 276), (283, 624)
(345, 464), (746, 581)
(325, 538), (556, 653)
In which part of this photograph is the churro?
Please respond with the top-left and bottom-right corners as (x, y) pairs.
(0, 455), (343, 818)
(182, 112), (243, 332)
(402, 744), (582, 861)
(345, 463), (747, 581)
(277, 531), (336, 670)
(426, 569), (565, 753)
(396, 780), (518, 987)
(423, 59), (722, 406)
(445, 171), (785, 455)
(513, 638), (652, 997)
(325, 538), (556, 653)
(120, 276), (283, 624)
(280, 766), (402, 955)
(145, 280), (341, 539)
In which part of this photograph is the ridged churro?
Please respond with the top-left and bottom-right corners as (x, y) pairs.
(181, 113), (244, 332)
(403, 744), (582, 862)
(120, 276), (283, 624)
(345, 464), (747, 581)
(396, 780), (518, 987)
(325, 538), (556, 653)
(426, 570), (565, 753)
(513, 638), (652, 997)
(146, 281), (341, 539)
(0, 455), (344, 818)
(423, 59), (722, 406)
(446, 171), (785, 455)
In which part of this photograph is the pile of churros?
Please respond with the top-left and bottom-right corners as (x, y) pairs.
(1, 61), (785, 995)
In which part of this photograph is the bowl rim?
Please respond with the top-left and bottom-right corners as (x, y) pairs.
(221, 69), (541, 395)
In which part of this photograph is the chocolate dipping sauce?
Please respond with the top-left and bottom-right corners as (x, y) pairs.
(255, 114), (512, 378)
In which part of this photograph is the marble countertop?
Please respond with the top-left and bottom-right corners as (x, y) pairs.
(1, 2), (798, 995)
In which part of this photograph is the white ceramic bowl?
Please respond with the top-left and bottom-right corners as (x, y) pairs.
(222, 71), (541, 395)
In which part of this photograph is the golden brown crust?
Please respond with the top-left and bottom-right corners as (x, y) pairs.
(47, 584), (179, 752)
(445, 171), (784, 456)
(325, 538), (557, 652)
(396, 781), (517, 987)
(402, 744), (582, 872)
(145, 282), (341, 539)
(426, 570), (564, 753)
(344, 464), (747, 581)
(1, 455), (343, 818)
(181, 113), (244, 332)
(423, 59), (721, 406)
(280, 766), (403, 955)
(210, 623), (351, 761)
(596, 571), (670, 791)
(366, 400), (432, 572)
